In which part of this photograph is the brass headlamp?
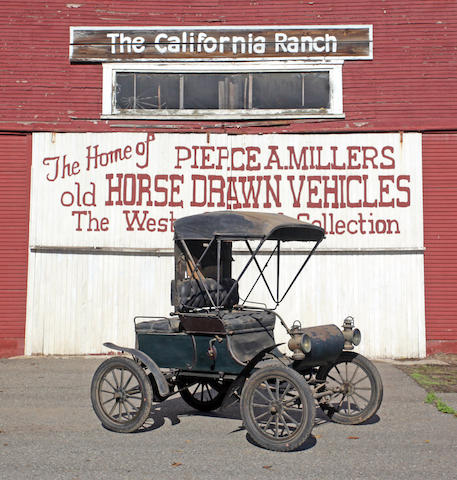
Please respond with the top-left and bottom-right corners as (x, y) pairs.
(342, 316), (361, 350)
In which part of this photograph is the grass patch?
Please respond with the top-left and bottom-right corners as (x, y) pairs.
(398, 363), (457, 394)
(397, 355), (457, 418)
(410, 372), (441, 389)
(425, 392), (457, 417)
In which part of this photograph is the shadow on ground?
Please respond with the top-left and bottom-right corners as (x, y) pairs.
(117, 395), (380, 441)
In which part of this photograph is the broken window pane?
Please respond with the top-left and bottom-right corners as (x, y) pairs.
(136, 73), (180, 109)
(116, 73), (135, 109)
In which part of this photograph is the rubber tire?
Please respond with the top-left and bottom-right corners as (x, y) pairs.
(91, 356), (153, 433)
(317, 351), (383, 425)
(180, 380), (228, 412)
(240, 366), (315, 452)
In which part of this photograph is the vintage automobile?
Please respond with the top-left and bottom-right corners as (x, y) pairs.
(90, 211), (383, 451)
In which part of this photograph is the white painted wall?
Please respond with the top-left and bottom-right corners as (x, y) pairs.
(25, 250), (424, 358)
(235, 252), (425, 358)
(25, 252), (174, 355)
(26, 132), (425, 358)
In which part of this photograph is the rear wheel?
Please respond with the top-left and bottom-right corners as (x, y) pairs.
(317, 351), (383, 425)
(91, 357), (153, 433)
(240, 366), (315, 452)
(180, 380), (228, 412)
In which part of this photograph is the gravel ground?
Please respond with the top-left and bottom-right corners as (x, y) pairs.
(0, 356), (456, 480)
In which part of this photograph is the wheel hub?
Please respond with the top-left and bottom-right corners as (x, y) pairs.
(269, 401), (283, 415)
(114, 388), (126, 401)
(342, 382), (354, 395)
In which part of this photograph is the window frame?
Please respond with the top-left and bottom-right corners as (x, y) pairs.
(102, 61), (344, 120)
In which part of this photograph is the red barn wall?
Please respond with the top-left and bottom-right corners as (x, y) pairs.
(0, 134), (31, 357)
(0, 1), (456, 133)
(423, 134), (457, 354)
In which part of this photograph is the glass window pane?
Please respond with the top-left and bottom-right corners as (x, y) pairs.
(135, 73), (180, 110)
(116, 73), (135, 109)
(252, 72), (330, 109)
(115, 73), (180, 110)
(115, 70), (331, 112)
(219, 74), (249, 109)
(183, 74), (220, 109)
(183, 73), (249, 109)
(252, 72), (302, 109)
(302, 72), (330, 109)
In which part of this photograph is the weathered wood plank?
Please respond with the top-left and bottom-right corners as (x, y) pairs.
(70, 26), (372, 62)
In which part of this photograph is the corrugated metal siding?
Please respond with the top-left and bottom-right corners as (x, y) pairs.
(0, 134), (31, 357)
(0, 1), (456, 133)
(423, 133), (457, 354)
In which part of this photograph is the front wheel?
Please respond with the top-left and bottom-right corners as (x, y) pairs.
(317, 352), (383, 425)
(91, 356), (153, 433)
(240, 366), (315, 452)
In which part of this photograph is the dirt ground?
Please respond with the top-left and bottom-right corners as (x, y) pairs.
(396, 354), (457, 393)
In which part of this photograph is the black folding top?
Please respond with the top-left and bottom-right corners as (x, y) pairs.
(173, 211), (325, 242)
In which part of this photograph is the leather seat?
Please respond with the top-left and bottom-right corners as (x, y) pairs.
(135, 317), (181, 333)
(172, 278), (239, 311)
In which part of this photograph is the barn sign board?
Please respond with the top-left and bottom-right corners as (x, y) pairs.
(69, 25), (373, 62)
(30, 132), (422, 251)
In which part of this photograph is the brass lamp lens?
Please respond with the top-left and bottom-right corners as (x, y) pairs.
(352, 328), (361, 346)
(301, 334), (312, 353)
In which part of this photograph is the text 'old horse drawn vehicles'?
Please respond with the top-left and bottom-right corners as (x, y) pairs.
(91, 211), (383, 451)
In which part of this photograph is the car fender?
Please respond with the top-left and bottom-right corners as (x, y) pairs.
(103, 342), (170, 397)
(221, 343), (283, 409)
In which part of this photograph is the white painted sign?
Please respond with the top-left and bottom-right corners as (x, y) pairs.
(30, 132), (423, 250)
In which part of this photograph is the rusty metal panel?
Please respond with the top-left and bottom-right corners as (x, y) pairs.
(0, 134), (31, 357)
(423, 133), (457, 354)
